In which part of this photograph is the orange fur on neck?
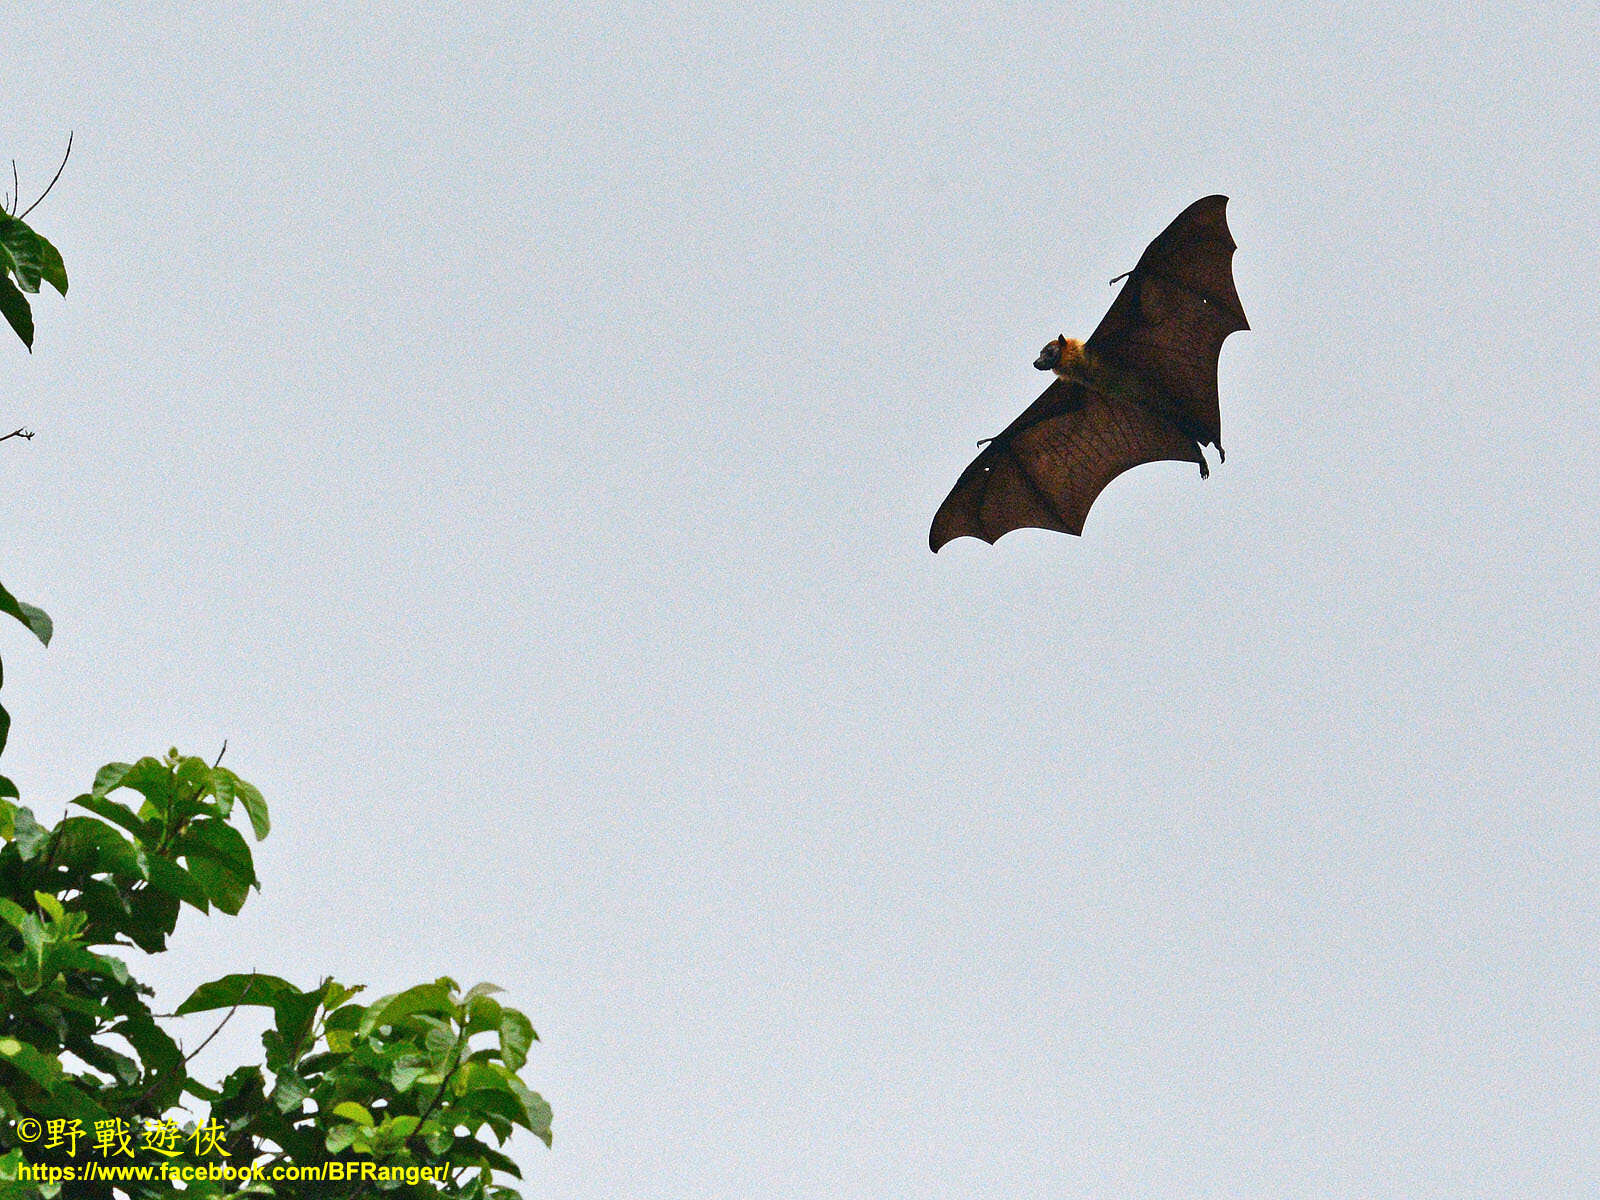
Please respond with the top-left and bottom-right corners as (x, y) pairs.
(1054, 338), (1087, 379)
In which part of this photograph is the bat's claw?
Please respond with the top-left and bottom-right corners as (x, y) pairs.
(1197, 452), (1210, 480)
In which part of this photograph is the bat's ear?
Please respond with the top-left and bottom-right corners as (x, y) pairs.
(1058, 333), (1067, 346)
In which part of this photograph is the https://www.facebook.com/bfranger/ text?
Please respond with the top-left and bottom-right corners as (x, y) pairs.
(10, 1114), (452, 1187)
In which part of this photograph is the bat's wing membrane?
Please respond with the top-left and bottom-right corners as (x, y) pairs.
(1085, 194), (1248, 449)
(928, 379), (1203, 551)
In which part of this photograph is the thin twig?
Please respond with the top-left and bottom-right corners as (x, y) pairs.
(136, 974), (258, 1108)
(18, 132), (73, 221)
(413, 1055), (463, 1131)
(212, 740), (228, 768)
(180, 973), (257, 1069)
(0, 429), (34, 443)
(8, 160), (16, 215)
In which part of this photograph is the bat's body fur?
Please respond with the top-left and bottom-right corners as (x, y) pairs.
(1049, 337), (1088, 381)
(1038, 335), (1206, 468)
(1040, 336), (1136, 402)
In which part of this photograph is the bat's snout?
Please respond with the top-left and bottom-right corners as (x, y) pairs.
(1033, 351), (1057, 371)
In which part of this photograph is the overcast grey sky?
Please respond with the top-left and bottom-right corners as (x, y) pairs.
(7, 2), (1600, 1197)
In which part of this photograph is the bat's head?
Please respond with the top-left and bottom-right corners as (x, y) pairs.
(1034, 335), (1084, 375)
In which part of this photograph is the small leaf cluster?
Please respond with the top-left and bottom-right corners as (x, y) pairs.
(182, 974), (551, 1189)
(0, 212), (66, 350)
(0, 585), (549, 1197)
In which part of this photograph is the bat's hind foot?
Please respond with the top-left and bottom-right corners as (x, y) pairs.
(1197, 449), (1210, 480)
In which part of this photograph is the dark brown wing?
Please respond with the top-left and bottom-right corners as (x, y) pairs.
(1085, 194), (1248, 449)
(928, 378), (1203, 551)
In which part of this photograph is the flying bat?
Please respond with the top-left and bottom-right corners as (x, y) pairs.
(929, 195), (1248, 551)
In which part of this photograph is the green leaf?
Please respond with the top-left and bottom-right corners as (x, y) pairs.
(179, 972), (326, 1058)
(175, 818), (257, 913)
(70, 792), (150, 840)
(384, 1115), (420, 1140)
(448, 1060), (550, 1145)
(137, 849), (211, 911)
(214, 769), (270, 839)
(271, 985), (326, 1050)
(325, 1123), (361, 1153)
(100, 757), (176, 816)
(51, 816), (141, 876)
(0, 275), (32, 349)
(120, 881), (181, 951)
(528, 1100), (554, 1147)
(0, 215), (44, 293)
(74, 1040), (140, 1087)
(323, 981), (362, 1009)
(92, 761), (134, 797)
(211, 767), (233, 813)
(0, 216), (65, 299)
(498, 1010), (535, 1072)
(425, 1021), (459, 1066)
(423, 1125), (454, 1154)
(465, 993), (503, 1033)
(270, 1071), (312, 1114)
(211, 1064), (264, 1106)
(0, 581), (50, 645)
(234, 777), (269, 839)
(9, 806), (49, 858)
(357, 982), (456, 1038)
(444, 1138), (521, 1186)
(0, 1038), (64, 1089)
(32, 230), (67, 296)
(175, 972), (300, 1016)
(331, 1101), (374, 1126)
(112, 1013), (183, 1077)
(370, 1113), (421, 1155)
(14, 604), (48, 646)
(498, 1067), (553, 1142)
(32, 891), (64, 922)
(390, 1061), (427, 1093)
(54, 944), (130, 985)
(172, 755), (214, 806)
(184, 1076), (223, 1103)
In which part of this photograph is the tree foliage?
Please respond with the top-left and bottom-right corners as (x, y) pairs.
(0, 622), (551, 1200)
(0, 185), (548, 1199)
(1, 138), (71, 351)
(0, 212), (67, 351)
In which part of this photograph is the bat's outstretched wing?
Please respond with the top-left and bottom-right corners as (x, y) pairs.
(1085, 194), (1248, 450)
(928, 378), (1203, 551)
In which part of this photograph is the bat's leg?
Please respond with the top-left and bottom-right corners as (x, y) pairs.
(1197, 447), (1210, 480)
(1217, 443), (1225, 464)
